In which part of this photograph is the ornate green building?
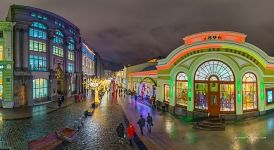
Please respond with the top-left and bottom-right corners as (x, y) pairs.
(0, 22), (14, 108)
(127, 31), (274, 120)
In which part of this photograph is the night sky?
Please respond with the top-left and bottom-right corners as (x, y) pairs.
(1, 0), (274, 70)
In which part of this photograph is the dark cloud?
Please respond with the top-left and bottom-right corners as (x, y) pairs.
(1, 0), (274, 70)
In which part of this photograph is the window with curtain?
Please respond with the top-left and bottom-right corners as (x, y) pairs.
(33, 78), (48, 99)
(242, 72), (257, 111)
(176, 72), (188, 106)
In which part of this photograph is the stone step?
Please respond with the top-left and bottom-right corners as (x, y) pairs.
(193, 124), (225, 131)
(196, 122), (225, 129)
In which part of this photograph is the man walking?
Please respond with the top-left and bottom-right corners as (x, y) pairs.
(137, 115), (145, 135)
(146, 113), (153, 133)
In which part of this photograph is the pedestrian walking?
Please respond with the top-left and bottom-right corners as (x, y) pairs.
(61, 95), (64, 103)
(58, 96), (62, 108)
(116, 123), (125, 144)
(127, 124), (135, 146)
(137, 115), (145, 135)
(146, 113), (153, 133)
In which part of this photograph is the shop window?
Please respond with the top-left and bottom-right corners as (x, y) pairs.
(0, 45), (3, 60)
(220, 84), (235, 111)
(242, 72), (258, 111)
(33, 78), (48, 99)
(29, 55), (47, 71)
(176, 72), (188, 106)
(164, 84), (170, 103)
(29, 40), (46, 52)
(266, 89), (274, 104)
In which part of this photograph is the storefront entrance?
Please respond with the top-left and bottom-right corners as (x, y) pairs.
(208, 76), (220, 116)
(194, 60), (235, 116)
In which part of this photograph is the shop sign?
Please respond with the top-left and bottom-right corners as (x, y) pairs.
(183, 31), (247, 45)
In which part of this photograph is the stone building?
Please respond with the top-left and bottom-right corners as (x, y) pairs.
(6, 5), (83, 106)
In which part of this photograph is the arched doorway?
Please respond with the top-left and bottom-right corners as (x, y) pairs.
(194, 60), (235, 116)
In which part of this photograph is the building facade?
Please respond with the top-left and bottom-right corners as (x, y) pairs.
(95, 52), (105, 78)
(0, 22), (14, 108)
(6, 5), (83, 106)
(127, 31), (274, 120)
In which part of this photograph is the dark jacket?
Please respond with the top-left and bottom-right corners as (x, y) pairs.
(147, 116), (153, 125)
(137, 117), (145, 127)
(116, 124), (124, 138)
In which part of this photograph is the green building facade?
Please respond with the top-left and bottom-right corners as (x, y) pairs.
(127, 31), (274, 120)
(0, 22), (14, 108)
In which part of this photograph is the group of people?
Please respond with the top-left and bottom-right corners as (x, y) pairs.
(116, 113), (153, 146)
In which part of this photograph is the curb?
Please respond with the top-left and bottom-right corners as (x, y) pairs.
(2, 101), (76, 120)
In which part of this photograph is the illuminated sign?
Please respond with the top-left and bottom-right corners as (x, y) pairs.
(183, 31), (247, 45)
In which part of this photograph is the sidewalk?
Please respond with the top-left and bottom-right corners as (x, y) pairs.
(119, 95), (274, 150)
(0, 97), (76, 120)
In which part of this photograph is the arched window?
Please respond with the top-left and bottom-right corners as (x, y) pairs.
(33, 78), (48, 99)
(176, 72), (188, 106)
(242, 72), (257, 111)
(194, 60), (235, 111)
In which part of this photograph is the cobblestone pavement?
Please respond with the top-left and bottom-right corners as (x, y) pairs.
(0, 93), (143, 150)
(0, 100), (92, 150)
(119, 95), (274, 150)
(63, 93), (140, 150)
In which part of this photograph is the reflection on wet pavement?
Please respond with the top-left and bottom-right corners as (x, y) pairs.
(120, 95), (274, 150)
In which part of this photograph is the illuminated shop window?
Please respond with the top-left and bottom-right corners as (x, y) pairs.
(29, 55), (47, 71)
(220, 84), (235, 111)
(0, 71), (2, 99)
(194, 60), (235, 111)
(266, 89), (273, 104)
(242, 72), (257, 111)
(176, 72), (188, 106)
(164, 84), (170, 103)
(0, 45), (3, 60)
(67, 63), (74, 73)
(68, 51), (74, 61)
(53, 46), (64, 57)
(33, 78), (48, 99)
(29, 40), (46, 52)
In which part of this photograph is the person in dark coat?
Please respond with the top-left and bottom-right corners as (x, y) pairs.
(58, 96), (62, 108)
(146, 113), (153, 133)
(61, 95), (64, 103)
(116, 123), (125, 144)
(137, 115), (145, 135)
